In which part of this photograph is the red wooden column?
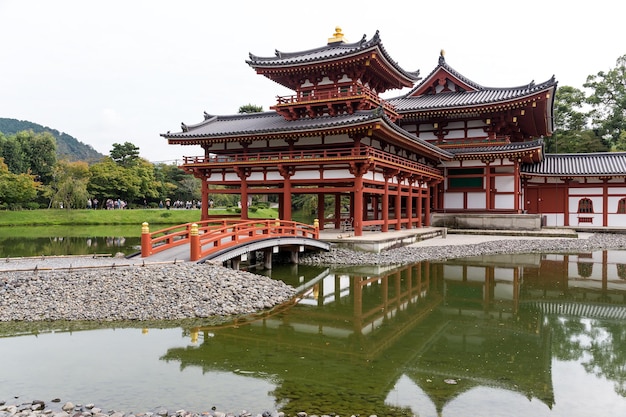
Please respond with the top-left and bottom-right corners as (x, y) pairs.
(602, 177), (610, 227)
(395, 175), (402, 230)
(424, 184), (431, 226)
(278, 165), (295, 221)
(407, 176), (414, 229)
(353, 175), (364, 236)
(382, 175), (390, 232)
(317, 193), (325, 227)
(201, 177), (209, 221)
(334, 193), (342, 229)
(235, 167), (250, 220)
(513, 158), (521, 213)
(483, 160), (492, 210)
(417, 180), (423, 227)
(562, 177), (571, 227)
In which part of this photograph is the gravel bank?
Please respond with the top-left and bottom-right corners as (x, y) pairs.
(0, 261), (297, 322)
(300, 232), (626, 266)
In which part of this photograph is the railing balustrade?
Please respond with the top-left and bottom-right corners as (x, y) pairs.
(141, 219), (320, 261)
(182, 146), (442, 177)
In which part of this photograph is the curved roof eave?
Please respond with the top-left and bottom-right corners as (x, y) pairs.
(161, 109), (453, 160)
(246, 30), (421, 84)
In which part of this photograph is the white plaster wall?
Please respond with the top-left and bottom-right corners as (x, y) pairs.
(292, 170), (321, 180)
(467, 192), (486, 209)
(248, 172), (265, 181)
(459, 160), (484, 167)
(494, 194), (514, 209)
(224, 173), (240, 181)
(608, 214), (626, 226)
(419, 131), (437, 140)
(322, 169), (352, 179)
(495, 176), (515, 192)
(541, 213), (564, 227)
(445, 130), (466, 139)
(569, 187), (603, 195)
(264, 172), (283, 181)
(467, 128), (487, 138)
(445, 193), (464, 209)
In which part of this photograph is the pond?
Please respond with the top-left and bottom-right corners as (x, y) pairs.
(0, 226), (142, 258)
(1, 250), (626, 416)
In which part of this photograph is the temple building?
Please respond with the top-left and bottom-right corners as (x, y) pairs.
(162, 28), (626, 234)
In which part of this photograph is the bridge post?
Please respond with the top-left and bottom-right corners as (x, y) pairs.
(263, 249), (273, 269)
(190, 223), (200, 261)
(314, 218), (319, 238)
(141, 222), (151, 257)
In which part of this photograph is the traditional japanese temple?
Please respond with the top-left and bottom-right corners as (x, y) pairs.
(162, 28), (626, 234)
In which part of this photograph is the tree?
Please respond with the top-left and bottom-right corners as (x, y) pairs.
(88, 157), (140, 203)
(238, 103), (264, 113)
(17, 130), (57, 184)
(0, 158), (39, 209)
(584, 54), (626, 149)
(110, 141), (140, 167)
(45, 160), (91, 209)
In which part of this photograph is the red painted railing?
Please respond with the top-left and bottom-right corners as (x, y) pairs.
(182, 146), (443, 178)
(141, 219), (320, 261)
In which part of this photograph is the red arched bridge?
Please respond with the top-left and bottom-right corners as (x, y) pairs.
(137, 219), (330, 267)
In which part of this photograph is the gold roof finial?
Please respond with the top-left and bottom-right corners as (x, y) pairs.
(440, 49), (445, 57)
(328, 27), (346, 44)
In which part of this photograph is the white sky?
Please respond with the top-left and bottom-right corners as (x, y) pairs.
(1, 0), (624, 163)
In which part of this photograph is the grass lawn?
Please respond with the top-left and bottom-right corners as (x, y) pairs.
(0, 207), (280, 227)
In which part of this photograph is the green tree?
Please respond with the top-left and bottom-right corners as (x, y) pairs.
(16, 130), (57, 184)
(238, 103), (264, 113)
(88, 157), (140, 203)
(584, 54), (626, 149)
(0, 133), (28, 173)
(110, 141), (140, 167)
(0, 158), (39, 209)
(45, 160), (91, 209)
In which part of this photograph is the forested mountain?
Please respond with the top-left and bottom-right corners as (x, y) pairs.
(0, 118), (104, 162)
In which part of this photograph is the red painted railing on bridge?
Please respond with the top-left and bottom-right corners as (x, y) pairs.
(141, 219), (320, 261)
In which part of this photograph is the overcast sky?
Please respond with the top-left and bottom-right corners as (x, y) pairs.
(1, 0), (624, 163)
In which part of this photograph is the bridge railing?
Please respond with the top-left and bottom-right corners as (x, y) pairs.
(141, 219), (320, 261)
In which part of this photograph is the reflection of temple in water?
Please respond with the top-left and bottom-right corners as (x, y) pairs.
(161, 250), (626, 416)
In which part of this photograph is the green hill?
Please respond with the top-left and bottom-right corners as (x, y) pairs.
(0, 118), (105, 163)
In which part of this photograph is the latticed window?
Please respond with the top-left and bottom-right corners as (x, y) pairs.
(578, 198), (594, 213)
(618, 198), (626, 214)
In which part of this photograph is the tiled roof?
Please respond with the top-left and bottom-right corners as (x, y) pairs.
(388, 78), (556, 112)
(521, 152), (626, 176)
(447, 139), (544, 156)
(161, 109), (453, 159)
(246, 30), (420, 82)
(386, 54), (557, 112)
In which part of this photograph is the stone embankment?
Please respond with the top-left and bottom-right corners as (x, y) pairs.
(300, 232), (626, 266)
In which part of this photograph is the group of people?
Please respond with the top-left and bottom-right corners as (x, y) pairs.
(86, 198), (127, 209)
(158, 199), (202, 210)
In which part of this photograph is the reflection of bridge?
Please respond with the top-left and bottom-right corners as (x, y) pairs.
(135, 219), (330, 267)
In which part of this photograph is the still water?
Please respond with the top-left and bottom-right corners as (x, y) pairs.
(1, 250), (626, 416)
